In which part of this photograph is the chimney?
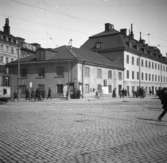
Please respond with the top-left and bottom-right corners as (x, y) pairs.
(105, 23), (114, 32)
(120, 28), (127, 36)
(139, 32), (142, 41)
(141, 39), (145, 44)
(3, 18), (10, 35)
(129, 24), (134, 38)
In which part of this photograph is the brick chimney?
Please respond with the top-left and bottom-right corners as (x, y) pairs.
(120, 28), (127, 36)
(105, 23), (114, 32)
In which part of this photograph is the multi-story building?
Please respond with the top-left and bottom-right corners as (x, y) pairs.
(81, 23), (167, 96)
(7, 46), (123, 98)
(0, 18), (40, 86)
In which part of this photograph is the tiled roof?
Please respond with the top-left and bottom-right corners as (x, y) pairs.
(90, 29), (119, 38)
(8, 46), (123, 70)
(81, 27), (167, 64)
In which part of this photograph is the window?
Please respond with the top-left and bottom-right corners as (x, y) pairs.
(152, 74), (154, 81)
(137, 72), (139, 80)
(103, 80), (107, 86)
(149, 61), (151, 68)
(11, 47), (14, 54)
(21, 68), (27, 77)
(152, 62), (154, 69)
(131, 56), (134, 65)
(136, 58), (139, 66)
(6, 57), (8, 63)
(141, 72), (144, 80)
(108, 70), (112, 79)
(85, 84), (89, 93)
(56, 66), (64, 78)
(126, 70), (129, 79)
(126, 55), (129, 64)
(0, 44), (3, 49)
(6, 45), (9, 52)
(132, 71), (135, 80)
(95, 41), (102, 49)
(149, 74), (151, 81)
(155, 63), (157, 70)
(39, 51), (45, 60)
(0, 56), (3, 63)
(145, 60), (147, 68)
(145, 73), (147, 81)
(97, 69), (102, 78)
(97, 84), (102, 93)
(108, 85), (112, 93)
(118, 72), (122, 80)
(141, 59), (144, 67)
(155, 75), (157, 82)
(85, 67), (90, 77)
(38, 67), (45, 78)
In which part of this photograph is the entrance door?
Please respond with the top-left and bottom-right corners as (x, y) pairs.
(57, 84), (63, 94)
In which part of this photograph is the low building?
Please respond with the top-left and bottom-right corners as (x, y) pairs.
(7, 46), (123, 98)
(81, 23), (167, 96)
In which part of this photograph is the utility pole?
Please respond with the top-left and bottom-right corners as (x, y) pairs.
(17, 47), (20, 101)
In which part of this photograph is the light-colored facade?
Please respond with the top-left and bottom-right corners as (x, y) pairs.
(124, 51), (167, 95)
(81, 23), (167, 96)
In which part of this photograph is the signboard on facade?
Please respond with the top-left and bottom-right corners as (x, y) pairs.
(29, 82), (32, 88)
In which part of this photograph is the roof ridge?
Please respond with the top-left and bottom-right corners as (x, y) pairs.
(65, 46), (78, 59)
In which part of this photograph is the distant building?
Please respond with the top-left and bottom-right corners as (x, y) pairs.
(7, 46), (123, 98)
(81, 23), (167, 96)
(0, 18), (40, 86)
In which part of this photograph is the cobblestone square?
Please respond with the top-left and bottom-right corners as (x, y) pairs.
(0, 97), (167, 163)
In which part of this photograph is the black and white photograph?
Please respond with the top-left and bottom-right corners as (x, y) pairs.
(0, 0), (167, 162)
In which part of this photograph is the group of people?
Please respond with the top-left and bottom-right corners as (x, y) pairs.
(118, 87), (146, 98)
(25, 88), (52, 101)
(13, 87), (52, 101)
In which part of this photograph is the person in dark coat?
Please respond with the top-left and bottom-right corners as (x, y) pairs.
(158, 88), (167, 121)
(47, 88), (51, 99)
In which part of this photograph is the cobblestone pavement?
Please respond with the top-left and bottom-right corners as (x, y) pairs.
(0, 97), (167, 163)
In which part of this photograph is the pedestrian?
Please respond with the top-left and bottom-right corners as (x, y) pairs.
(13, 92), (18, 101)
(31, 89), (35, 101)
(47, 87), (51, 99)
(25, 88), (30, 101)
(158, 88), (167, 121)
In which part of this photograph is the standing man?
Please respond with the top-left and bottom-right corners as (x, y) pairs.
(158, 88), (167, 121)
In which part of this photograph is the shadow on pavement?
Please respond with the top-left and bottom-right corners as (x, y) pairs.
(136, 117), (167, 126)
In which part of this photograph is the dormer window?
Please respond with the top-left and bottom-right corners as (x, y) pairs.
(133, 45), (137, 49)
(95, 41), (102, 49)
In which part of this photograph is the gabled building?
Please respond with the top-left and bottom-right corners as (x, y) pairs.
(81, 23), (167, 96)
(7, 46), (123, 98)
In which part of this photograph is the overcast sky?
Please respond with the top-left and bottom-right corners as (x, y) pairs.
(0, 0), (167, 55)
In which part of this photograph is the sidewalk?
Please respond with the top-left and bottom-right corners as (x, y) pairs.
(7, 95), (159, 105)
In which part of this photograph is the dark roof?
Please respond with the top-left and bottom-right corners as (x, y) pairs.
(8, 46), (123, 70)
(81, 26), (167, 64)
(90, 29), (119, 38)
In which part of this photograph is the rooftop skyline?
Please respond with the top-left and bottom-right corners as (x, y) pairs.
(0, 0), (167, 55)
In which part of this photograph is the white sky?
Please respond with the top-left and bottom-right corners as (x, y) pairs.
(0, 0), (167, 55)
